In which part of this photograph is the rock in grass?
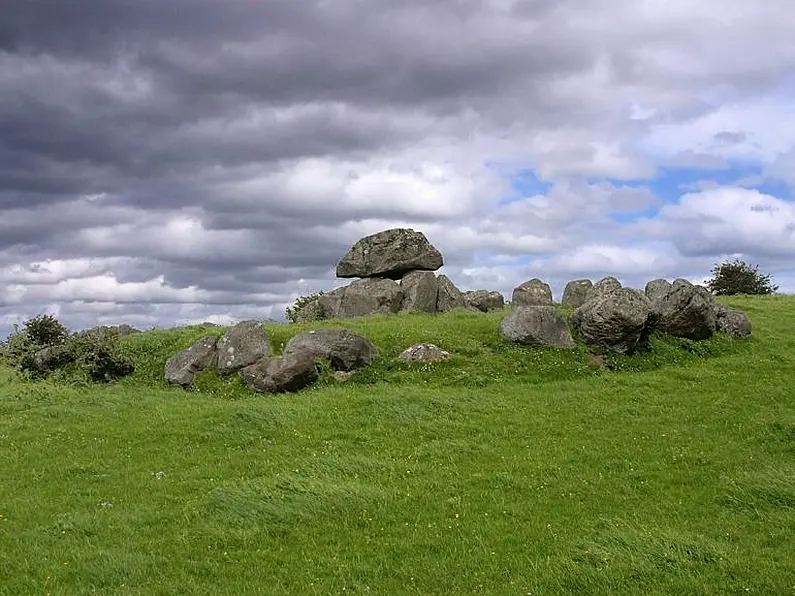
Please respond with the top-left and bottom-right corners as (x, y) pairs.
(570, 288), (655, 354)
(398, 343), (451, 363)
(165, 336), (218, 388)
(239, 353), (318, 393)
(284, 328), (377, 371)
(500, 305), (576, 348)
(656, 282), (716, 340)
(216, 320), (271, 376)
(715, 304), (752, 338)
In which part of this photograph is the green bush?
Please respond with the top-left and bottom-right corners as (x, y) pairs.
(23, 314), (70, 347)
(65, 328), (135, 382)
(1, 316), (134, 382)
(1, 314), (70, 368)
(285, 291), (326, 323)
(707, 259), (778, 296)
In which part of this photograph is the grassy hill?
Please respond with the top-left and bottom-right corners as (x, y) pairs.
(1, 295), (794, 595)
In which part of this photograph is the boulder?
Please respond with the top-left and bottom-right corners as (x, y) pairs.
(398, 343), (451, 363)
(336, 228), (443, 279)
(715, 305), (752, 338)
(20, 344), (75, 377)
(239, 353), (318, 393)
(561, 279), (593, 309)
(570, 288), (655, 354)
(645, 278), (672, 304)
(656, 283), (716, 340)
(216, 320), (271, 376)
(463, 290), (505, 312)
(165, 336), (218, 388)
(85, 324), (140, 336)
(512, 278), (553, 306)
(284, 328), (377, 371)
(400, 271), (439, 313)
(436, 275), (467, 312)
(294, 298), (327, 323)
(592, 276), (622, 296)
(316, 286), (347, 320)
(499, 306), (576, 348)
(320, 278), (404, 319)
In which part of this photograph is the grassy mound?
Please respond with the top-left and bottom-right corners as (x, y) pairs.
(1, 295), (794, 595)
(121, 302), (752, 397)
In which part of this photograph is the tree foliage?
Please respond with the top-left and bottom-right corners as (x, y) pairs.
(706, 258), (778, 296)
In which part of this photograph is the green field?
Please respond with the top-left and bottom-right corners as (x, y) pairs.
(2, 295), (794, 595)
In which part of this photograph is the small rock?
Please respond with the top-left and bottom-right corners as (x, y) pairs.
(398, 343), (451, 363)
(715, 304), (752, 338)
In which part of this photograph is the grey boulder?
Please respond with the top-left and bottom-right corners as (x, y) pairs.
(591, 276), (622, 296)
(656, 283), (716, 340)
(512, 278), (553, 306)
(645, 278), (672, 304)
(216, 320), (271, 376)
(436, 275), (467, 312)
(715, 304), (752, 338)
(464, 290), (505, 312)
(561, 279), (593, 309)
(336, 228), (443, 279)
(500, 306), (576, 348)
(284, 328), (377, 371)
(400, 271), (439, 313)
(239, 353), (318, 393)
(570, 288), (655, 354)
(319, 278), (404, 319)
(165, 336), (218, 388)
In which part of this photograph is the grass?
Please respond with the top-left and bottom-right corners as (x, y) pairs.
(1, 295), (794, 595)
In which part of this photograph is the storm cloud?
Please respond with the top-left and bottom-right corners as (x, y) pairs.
(2, 0), (794, 335)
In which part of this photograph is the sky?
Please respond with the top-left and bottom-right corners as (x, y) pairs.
(2, 0), (795, 337)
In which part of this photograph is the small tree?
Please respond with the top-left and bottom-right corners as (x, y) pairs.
(706, 258), (778, 296)
(23, 314), (70, 347)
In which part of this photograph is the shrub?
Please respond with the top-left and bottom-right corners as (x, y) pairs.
(285, 291), (326, 323)
(1, 314), (70, 369)
(707, 259), (778, 296)
(23, 314), (70, 347)
(65, 328), (135, 382)
(1, 317), (135, 382)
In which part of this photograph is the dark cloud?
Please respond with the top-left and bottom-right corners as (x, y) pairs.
(1, 0), (794, 338)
